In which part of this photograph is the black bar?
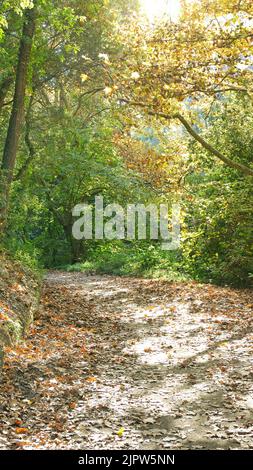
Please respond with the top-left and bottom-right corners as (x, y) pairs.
(0, 450), (252, 467)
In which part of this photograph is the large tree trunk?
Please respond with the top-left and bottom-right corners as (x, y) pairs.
(0, 3), (37, 233)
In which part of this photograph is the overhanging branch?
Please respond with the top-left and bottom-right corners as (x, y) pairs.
(175, 113), (253, 177)
(121, 98), (253, 178)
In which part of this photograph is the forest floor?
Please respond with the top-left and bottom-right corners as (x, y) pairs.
(0, 272), (253, 450)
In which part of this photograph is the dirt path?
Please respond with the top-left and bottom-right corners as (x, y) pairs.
(0, 272), (253, 450)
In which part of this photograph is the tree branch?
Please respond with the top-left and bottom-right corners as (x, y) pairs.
(175, 113), (253, 177)
(121, 99), (253, 178)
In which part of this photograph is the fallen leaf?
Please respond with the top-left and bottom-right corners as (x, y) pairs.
(68, 402), (77, 410)
(15, 427), (29, 434)
(117, 427), (125, 438)
(86, 376), (96, 383)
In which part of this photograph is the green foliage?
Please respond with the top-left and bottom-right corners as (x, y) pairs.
(0, 1), (252, 288)
(63, 241), (188, 281)
(181, 96), (253, 286)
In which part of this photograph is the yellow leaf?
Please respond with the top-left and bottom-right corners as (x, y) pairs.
(81, 73), (89, 83)
(79, 16), (87, 26)
(117, 427), (125, 437)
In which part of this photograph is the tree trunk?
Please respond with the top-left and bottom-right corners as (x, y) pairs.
(63, 224), (83, 264)
(0, 77), (13, 111)
(0, 3), (37, 233)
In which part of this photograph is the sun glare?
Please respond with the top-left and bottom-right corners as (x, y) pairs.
(140, 0), (181, 23)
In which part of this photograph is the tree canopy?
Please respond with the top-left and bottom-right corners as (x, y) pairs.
(0, 0), (252, 285)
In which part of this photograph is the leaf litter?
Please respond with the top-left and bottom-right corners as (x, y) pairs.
(0, 271), (253, 450)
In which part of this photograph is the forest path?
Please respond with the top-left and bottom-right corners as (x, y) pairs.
(0, 272), (253, 450)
